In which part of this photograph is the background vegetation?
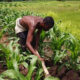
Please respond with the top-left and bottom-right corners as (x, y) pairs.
(0, 1), (80, 40)
(0, 0), (80, 2)
(0, 1), (80, 80)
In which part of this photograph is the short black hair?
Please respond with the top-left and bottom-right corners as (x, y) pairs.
(43, 16), (54, 28)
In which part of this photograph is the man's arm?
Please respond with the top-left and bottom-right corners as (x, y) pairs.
(35, 29), (42, 50)
(26, 28), (43, 61)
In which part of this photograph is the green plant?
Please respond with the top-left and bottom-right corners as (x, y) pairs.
(0, 38), (20, 69)
(44, 76), (60, 80)
(0, 38), (45, 80)
(0, 53), (43, 80)
(50, 24), (80, 70)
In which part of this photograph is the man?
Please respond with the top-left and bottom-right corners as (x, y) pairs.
(15, 16), (54, 61)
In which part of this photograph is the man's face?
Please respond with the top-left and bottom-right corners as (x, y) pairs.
(42, 24), (51, 31)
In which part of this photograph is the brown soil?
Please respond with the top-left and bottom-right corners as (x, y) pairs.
(48, 65), (80, 80)
(0, 63), (7, 74)
(45, 59), (80, 80)
(62, 70), (80, 80)
(0, 33), (9, 45)
(19, 64), (36, 80)
(0, 34), (80, 80)
(19, 64), (28, 76)
(1, 63), (80, 80)
(18, 62), (80, 80)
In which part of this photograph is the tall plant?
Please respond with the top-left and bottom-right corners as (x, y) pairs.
(50, 24), (80, 70)
(0, 39), (45, 80)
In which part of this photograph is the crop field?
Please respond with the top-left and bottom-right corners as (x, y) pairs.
(0, 1), (80, 80)
(0, 1), (80, 39)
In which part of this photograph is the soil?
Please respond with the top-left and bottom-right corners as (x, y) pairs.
(0, 63), (7, 74)
(19, 64), (28, 76)
(18, 63), (80, 80)
(0, 63), (80, 80)
(0, 34), (80, 80)
(0, 33), (9, 45)
(48, 64), (80, 80)
(14, 60), (80, 80)
(48, 65), (80, 80)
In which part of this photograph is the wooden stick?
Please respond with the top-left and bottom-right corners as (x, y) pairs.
(42, 61), (50, 76)
(35, 50), (50, 77)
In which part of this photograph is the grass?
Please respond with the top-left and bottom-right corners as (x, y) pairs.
(0, 1), (80, 39)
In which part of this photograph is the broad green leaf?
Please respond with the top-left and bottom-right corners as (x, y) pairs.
(44, 76), (60, 80)
(0, 77), (4, 80)
(35, 68), (43, 80)
(22, 62), (28, 68)
(0, 70), (17, 79)
(26, 55), (38, 80)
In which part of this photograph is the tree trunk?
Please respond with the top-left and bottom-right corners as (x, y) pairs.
(57, 0), (62, 1)
(5, 0), (12, 2)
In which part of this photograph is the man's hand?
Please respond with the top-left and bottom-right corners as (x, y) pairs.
(38, 56), (44, 61)
(35, 50), (44, 61)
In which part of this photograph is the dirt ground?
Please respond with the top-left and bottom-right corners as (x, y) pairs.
(0, 34), (80, 80)
(0, 52), (80, 80)
(0, 63), (7, 74)
(48, 65), (80, 80)
(1, 62), (80, 80)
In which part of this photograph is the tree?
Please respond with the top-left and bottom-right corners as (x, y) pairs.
(57, 0), (63, 1)
(4, 0), (12, 2)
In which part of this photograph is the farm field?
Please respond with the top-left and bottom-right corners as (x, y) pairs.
(0, 1), (80, 80)
(0, 1), (80, 39)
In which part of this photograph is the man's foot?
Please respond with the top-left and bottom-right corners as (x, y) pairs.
(45, 74), (51, 77)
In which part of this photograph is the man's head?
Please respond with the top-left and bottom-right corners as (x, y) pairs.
(42, 16), (54, 31)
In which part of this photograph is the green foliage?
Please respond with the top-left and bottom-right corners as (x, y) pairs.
(0, 38), (20, 69)
(0, 7), (44, 37)
(50, 24), (80, 70)
(0, 1), (80, 79)
(0, 39), (46, 80)
(35, 68), (43, 80)
(0, 1), (80, 39)
(44, 76), (60, 80)
(25, 55), (37, 80)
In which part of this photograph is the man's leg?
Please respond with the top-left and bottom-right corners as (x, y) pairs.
(31, 34), (36, 48)
(16, 31), (28, 52)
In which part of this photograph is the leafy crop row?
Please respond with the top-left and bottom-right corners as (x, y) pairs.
(0, 7), (59, 80)
(0, 4), (80, 80)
